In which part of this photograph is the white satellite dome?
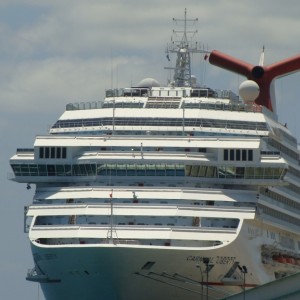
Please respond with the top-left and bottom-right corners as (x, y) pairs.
(239, 80), (260, 102)
(137, 78), (160, 88)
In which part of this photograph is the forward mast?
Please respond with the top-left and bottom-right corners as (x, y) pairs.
(166, 8), (208, 87)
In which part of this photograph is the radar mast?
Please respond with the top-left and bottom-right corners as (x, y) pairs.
(166, 8), (208, 87)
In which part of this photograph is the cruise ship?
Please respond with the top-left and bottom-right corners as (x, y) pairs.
(9, 10), (300, 300)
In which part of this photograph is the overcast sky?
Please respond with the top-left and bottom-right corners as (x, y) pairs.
(1, 1), (300, 299)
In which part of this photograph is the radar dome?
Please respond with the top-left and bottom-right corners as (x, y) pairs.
(239, 80), (260, 102)
(137, 78), (160, 88)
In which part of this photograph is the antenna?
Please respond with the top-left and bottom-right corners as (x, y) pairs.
(165, 8), (208, 87)
(259, 46), (265, 66)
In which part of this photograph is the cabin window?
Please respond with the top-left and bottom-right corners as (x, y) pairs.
(224, 149), (228, 161)
(39, 147), (67, 159)
(45, 147), (50, 158)
(223, 149), (254, 162)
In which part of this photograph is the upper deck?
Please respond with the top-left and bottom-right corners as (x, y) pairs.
(65, 86), (263, 112)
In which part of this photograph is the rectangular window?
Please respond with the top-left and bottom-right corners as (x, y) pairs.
(206, 166), (216, 177)
(230, 149), (235, 161)
(190, 165), (199, 177)
(136, 164), (145, 176)
(108, 164), (116, 176)
(264, 168), (273, 179)
(156, 164), (165, 176)
(39, 147), (44, 159)
(72, 165), (81, 176)
(45, 147), (50, 159)
(56, 147), (61, 159)
(248, 149), (253, 161)
(127, 164), (136, 176)
(236, 167), (245, 178)
(29, 164), (38, 176)
(64, 165), (71, 176)
(116, 164), (126, 176)
(38, 165), (47, 176)
(226, 166), (236, 178)
(175, 164), (185, 176)
(197, 166), (206, 177)
(79, 165), (87, 175)
(236, 149), (241, 161)
(146, 164), (156, 176)
(62, 147), (67, 159)
(242, 149), (247, 161)
(56, 165), (65, 176)
(89, 164), (96, 176)
(47, 165), (56, 176)
(51, 147), (55, 158)
(166, 165), (175, 176)
(20, 164), (29, 176)
(255, 167), (264, 178)
(11, 164), (22, 176)
(224, 149), (228, 161)
(245, 167), (254, 179)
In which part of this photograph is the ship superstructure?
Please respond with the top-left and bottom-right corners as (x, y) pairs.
(9, 10), (300, 300)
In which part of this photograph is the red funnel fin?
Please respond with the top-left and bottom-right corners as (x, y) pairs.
(209, 50), (300, 112)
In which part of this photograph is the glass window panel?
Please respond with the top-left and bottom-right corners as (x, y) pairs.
(218, 166), (226, 178)
(56, 147), (61, 159)
(156, 164), (165, 176)
(242, 149), (247, 161)
(47, 165), (56, 176)
(224, 149), (228, 161)
(79, 165), (86, 175)
(236, 149), (241, 161)
(89, 164), (96, 176)
(264, 168), (273, 178)
(29, 164), (38, 176)
(51, 147), (55, 158)
(39, 147), (44, 159)
(107, 164), (116, 176)
(146, 164), (156, 176)
(230, 149), (235, 160)
(273, 168), (282, 178)
(236, 167), (245, 178)
(198, 166), (207, 177)
(175, 164), (185, 176)
(248, 149), (253, 161)
(206, 166), (216, 177)
(245, 167), (254, 178)
(56, 165), (65, 176)
(72, 165), (80, 176)
(166, 164), (175, 176)
(255, 167), (264, 178)
(12, 164), (22, 175)
(64, 165), (71, 176)
(185, 165), (192, 176)
(136, 164), (145, 176)
(127, 164), (136, 176)
(226, 166), (236, 178)
(62, 147), (67, 159)
(20, 164), (29, 176)
(191, 165), (199, 177)
(116, 164), (126, 176)
(97, 164), (107, 176)
(45, 147), (50, 159)
(38, 165), (47, 176)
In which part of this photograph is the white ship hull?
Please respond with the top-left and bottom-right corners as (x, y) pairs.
(31, 220), (299, 300)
